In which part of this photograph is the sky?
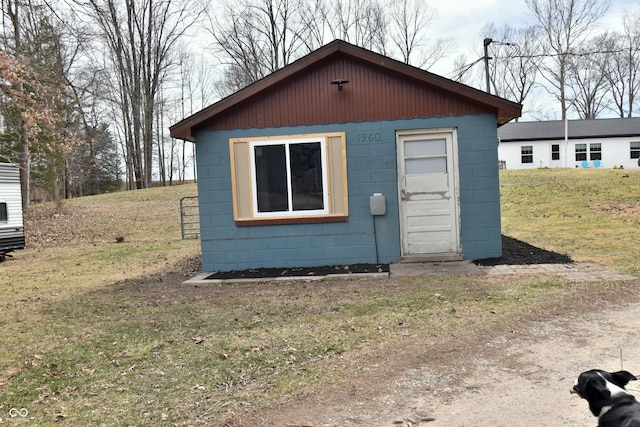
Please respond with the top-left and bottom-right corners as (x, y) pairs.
(426, 0), (640, 119)
(431, 0), (640, 74)
(188, 0), (639, 121)
(176, 0), (639, 179)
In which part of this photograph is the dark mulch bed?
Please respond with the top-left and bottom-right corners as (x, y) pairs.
(205, 263), (390, 280)
(473, 235), (573, 266)
(206, 235), (572, 279)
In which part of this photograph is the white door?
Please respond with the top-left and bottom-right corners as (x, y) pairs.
(397, 129), (461, 260)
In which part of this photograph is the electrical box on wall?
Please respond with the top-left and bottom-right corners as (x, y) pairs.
(370, 193), (386, 216)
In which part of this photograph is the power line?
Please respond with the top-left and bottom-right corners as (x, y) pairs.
(451, 57), (484, 80)
(450, 46), (640, 79)
(494, 46), (640, 60)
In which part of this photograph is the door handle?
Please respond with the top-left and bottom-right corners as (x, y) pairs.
(400, 188), (406, 200)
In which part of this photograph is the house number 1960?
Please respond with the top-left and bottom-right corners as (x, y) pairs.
(358, 132), (382, 144)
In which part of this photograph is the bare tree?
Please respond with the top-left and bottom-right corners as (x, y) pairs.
(526, 0), (610, 119)
(566, 40), (610, 118)
(1, 0), (30, 209)
(624, 12), (640, 117)
(80, 0), (203, 189)
(483, 24), (540, 115)
(1, 0), (92, 206)
(325, 0), (388, 51)
(450, 53), (482, 86)
(387, 0), (449, 69)
(207, 0), (454, 94)
(298, 0), (329, 52)
(163, 53), (210, 184)
(600, 12), (640, 118)
(205, 0), (308, 90)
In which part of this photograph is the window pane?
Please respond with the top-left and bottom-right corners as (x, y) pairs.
(0, 203), (6, 222)
(405, 139), (446, 156)
(290, 142), (324, 211)
(406, 157), (447, 174)
(404, 139), (447, 174)
(589, 143), (602, 160)
(575, 144), (587, 161)
(632, 141), (640, 159)
(254, 145), (288, 212)
(521, 146), (533, 164)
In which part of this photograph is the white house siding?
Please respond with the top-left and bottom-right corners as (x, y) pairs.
(498, 136), (640, 170)
(497, 118), (640, 170)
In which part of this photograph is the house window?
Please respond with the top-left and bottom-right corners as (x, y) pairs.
(230, 132), (348, 225)
(551, 144), (560, 161)
(251, 138), (327, 215)
(521, 146), (533, 164)
(589, 143), (602, 161)
(631, 141), (640, 159)
(0, 202), (6, 222)
(575, 144), (587, 161)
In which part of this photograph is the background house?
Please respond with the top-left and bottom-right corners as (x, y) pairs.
(170, 40), (521, 273)
(498, 117), (640, 170)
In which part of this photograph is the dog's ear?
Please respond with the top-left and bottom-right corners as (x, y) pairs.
(610, 371), (638, 388)
(582, 377), (612, 417)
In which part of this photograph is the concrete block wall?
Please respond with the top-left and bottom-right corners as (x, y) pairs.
(456, 115), (503, 260)
(195, 114), (501, 272)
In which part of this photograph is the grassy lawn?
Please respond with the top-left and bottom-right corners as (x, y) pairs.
(0, 170), (638, 425)
(500, 169), (640, 274)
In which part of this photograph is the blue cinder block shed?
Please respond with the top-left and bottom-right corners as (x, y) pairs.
(170, 40), (522, 273)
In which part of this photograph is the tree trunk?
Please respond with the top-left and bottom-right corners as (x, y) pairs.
(7, 0), (30, 210)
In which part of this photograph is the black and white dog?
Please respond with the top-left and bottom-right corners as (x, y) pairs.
(571, 369), (640, 426)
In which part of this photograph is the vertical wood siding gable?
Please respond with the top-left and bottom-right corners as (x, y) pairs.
(197, 56), (493, 132)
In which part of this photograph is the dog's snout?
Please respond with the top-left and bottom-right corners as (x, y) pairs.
(571, 380), (582, 396)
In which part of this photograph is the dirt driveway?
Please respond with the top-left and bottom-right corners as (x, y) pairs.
(257, 277), (640, 427)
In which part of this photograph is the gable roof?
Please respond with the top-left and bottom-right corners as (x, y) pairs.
(170, 40), (522, 141)
(499, 117), (640, 142)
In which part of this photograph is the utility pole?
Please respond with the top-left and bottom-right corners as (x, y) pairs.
(483, 38), (493, 94)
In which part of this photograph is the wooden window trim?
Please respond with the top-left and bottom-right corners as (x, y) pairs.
(230, 132), (348, 225)
(235, 214), (348, 227)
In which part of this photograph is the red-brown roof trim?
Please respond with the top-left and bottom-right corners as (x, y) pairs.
(170, 40), (522, 141)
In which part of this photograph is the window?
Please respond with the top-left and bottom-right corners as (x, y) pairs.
(405, 138), (447, 173)
(631, 142), (640, 159)
(0, 202), (6, 222)
(251, 138), (327, 216)
(589, 143), (602, 161)
(521, 146), (533, 164)
(230, 133), (348, 225)
(575, 144), (587, 161)
(551, 144), (560, 161)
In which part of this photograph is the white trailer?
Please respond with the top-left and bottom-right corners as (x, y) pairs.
(0, 163), (25, 261)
